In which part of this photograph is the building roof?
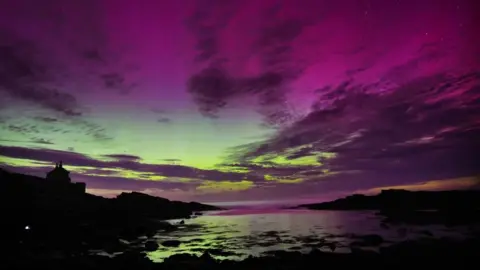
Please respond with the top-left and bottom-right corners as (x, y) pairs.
(48, 166), (69, 174)
(47, 162), (70, 175)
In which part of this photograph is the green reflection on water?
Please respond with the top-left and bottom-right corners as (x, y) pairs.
(142, 210), (470, 262)
(146, 210), (341, 262)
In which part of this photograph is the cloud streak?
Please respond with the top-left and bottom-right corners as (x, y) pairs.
(230, 71), (480, 188)
(0, 145), (261, 182)
(185, 0), (319, 126)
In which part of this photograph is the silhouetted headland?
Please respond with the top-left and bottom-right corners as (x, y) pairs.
(297, 189), (480, 225)
(0, 163), (221, 259)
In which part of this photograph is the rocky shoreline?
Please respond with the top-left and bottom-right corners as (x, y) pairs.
(1, 168), (221, 264)
(5, 235), (480, 269)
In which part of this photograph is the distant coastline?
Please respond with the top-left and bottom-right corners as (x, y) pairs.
(296, 189), (480, 226)
(297, 189), (480, 210)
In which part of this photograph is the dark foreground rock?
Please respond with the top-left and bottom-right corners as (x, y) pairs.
(161, 240), (181, 247)
(145, 241), (159, 251)
(0, 168), (222, 256)
(4, 236), (480, 270)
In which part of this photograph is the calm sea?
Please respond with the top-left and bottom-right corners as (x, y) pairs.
(122, 209), (474, 262)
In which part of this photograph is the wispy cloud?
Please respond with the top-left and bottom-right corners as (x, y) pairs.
(157, 117), (172, 124)
(0, 145), (262, 183)
(30, 138), (54, 145)
(102, 154), (142, 161)
(33, 116), (59, 123)
(225, 72), (480, 189)
(185, 0), (317, 126)
(196, 180), (255, 193)
(361, 176), (480, 194)
(0, 0), (137, 143)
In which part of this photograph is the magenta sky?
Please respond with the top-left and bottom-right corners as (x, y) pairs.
(1, 0), (479, 204)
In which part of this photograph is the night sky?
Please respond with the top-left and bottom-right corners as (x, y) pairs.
(1, 0), (479, 204)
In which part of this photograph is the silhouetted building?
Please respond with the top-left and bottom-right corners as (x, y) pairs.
(0, 163), (87, 213)
(46, 161), (71, 183)
(44, 161), (86, 195)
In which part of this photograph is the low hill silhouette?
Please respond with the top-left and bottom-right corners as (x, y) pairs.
(0, 167), (220, 219)
(297, 189), (480, 225)
(0, 167), (221, 256)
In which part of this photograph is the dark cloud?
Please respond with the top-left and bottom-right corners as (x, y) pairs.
(30, 138), (54, 145)
(186, 0), (238, 63)
(345, 65), (373, 78)
(101, 73), (125, 88)
(0, 0), (139, 113)
(230, 72), (480, 183)
(223, 162), (321, 179)
(73, 119), (113, 142)
(33, 116), (58, 123)
(0, 145), (262, 182)
(0, 116), (8, 123)
(76, 174), (192, 191)
(0, 115), (113, 143)
(0, 139), (25, 144)
(185, 1), (313, 126)
(151, 108), (167, 114)
(0, 145), (93, 165)
(157, 117), (172, 124)
(6, 124), (40, 135)
(0, 41), (83, 116)
(0, 2), (120, 145)
(102, 154), (142, 161)
(99, 72), (136, 94)
(152, 109), (172, 123)
(384, 50), (446, 83)
(162, 158), (182, 164)
(0, 138), (53, 145)
(82, 49), (104, 62)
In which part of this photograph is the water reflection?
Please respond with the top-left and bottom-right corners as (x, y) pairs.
(146, 209), (471, 262)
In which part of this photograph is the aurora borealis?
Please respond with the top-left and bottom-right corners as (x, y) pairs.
(0, 0), (479, 204)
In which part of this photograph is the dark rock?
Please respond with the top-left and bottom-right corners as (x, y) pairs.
(308, 248), (325, 257)
(114, 250), (150, 266)
(144, 240), (158, 251)
(261, 230), (279, 237)
(326, 242), (337, 251)
(0, 167), (221, 258)
(199, 251), (216, 263)
(361, 234), (384, 246)
(299, 189), (480, 214)
(4, 236), (480, 269)
(161, 240), (181, 247)
(350, 234), (384, 248)
(350, 247), (378, 256)
(419, 230), (434, 236)
(163, 253), (199, 264)
(207, 248), (237, 256)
